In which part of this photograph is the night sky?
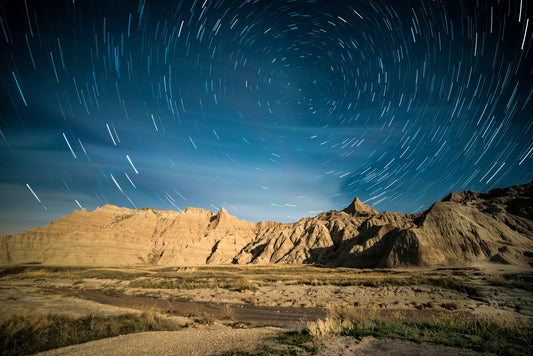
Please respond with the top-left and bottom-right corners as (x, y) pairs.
(1, 0), (532, 234)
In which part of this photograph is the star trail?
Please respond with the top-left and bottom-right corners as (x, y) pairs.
(0, 0), (532, 234)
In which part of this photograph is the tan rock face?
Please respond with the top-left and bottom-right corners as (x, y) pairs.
(343, 197), (379, 217)
(1, 182), (532, 267)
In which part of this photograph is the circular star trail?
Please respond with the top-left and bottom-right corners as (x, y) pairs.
(0, 0), (532, 233)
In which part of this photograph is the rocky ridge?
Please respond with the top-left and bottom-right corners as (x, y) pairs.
(1, 182), (532, 267)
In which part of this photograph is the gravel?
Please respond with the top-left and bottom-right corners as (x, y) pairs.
(36, 325), (282, 356)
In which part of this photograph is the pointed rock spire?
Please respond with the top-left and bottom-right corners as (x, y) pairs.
(218, 206), (229, 216)
(209, 206), (241, 229)
(343, 197), (378, 217)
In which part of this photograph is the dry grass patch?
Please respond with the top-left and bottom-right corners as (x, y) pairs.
(307, 303), (532, 355)
(0, 266), (149, 281)
(340, 319), (532, 355)
(0, 309), (178, 356)
(0, 265), (486, 297)
(158, 266), (483, 296)
(129, 275), (258, 291)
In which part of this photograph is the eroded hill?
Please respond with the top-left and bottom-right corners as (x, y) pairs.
(1, 182), (532, 267)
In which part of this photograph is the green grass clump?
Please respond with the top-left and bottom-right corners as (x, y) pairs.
(342, 319), (532, 355)
(0, 312), (178, 356)
(275, 330), (320, 354)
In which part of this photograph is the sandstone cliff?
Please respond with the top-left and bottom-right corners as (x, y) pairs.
(1, 182), (532, 267)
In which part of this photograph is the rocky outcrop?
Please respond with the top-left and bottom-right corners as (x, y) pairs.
(1, 182), (532, 267)
(343, 197), (379, 217)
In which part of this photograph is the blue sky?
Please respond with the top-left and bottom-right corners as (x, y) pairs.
(0, 0), (532, 234)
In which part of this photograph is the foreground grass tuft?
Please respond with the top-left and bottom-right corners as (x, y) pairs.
(343, 319), (532, 355)
(309, 303), (533, 355)
(0, 312), (178, 356)
(307, 317), (532, 356)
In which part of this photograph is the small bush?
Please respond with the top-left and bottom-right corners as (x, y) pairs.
(308, 317), (343, 337)
(230, 277), (259, 292)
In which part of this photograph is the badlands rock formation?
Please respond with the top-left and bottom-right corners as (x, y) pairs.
(1, 182), (532, 267)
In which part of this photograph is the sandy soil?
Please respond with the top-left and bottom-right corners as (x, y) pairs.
(34, 330), (497, 356)
(35, 325), (282, 356)
(318, 336), (493, 356)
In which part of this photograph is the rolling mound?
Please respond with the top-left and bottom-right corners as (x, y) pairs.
(1, 182), (532, 267)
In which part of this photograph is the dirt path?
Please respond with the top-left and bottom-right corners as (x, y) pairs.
(36, 329), (495, 356)
(36, 325), (282, 356)
(49, 287), (327, 328)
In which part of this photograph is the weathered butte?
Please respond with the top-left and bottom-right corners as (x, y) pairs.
(1, 182), (532, 267)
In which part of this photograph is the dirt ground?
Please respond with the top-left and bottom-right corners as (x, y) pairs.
(1, 263), (531, 355)
(35, 326), (283, 356)
(33, 330), (496, 356)
(317, 336), (494, 356)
